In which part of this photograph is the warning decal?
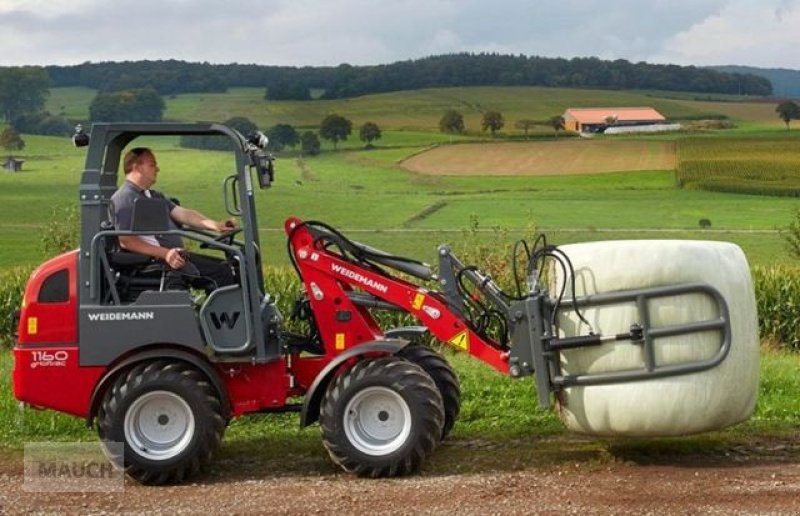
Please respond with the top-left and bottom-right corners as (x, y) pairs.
(448, 330), (469, 351)
(412, 293), (425, 310)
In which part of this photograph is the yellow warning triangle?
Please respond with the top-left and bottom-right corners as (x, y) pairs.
(448, 330), (469, 351)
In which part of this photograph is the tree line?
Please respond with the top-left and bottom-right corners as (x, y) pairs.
(179, 114), (381, 156)
(40, 53), (772, 98)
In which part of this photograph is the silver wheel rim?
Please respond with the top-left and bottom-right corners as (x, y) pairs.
(343, 386), (412, 456)
(124, 390), (195, 461)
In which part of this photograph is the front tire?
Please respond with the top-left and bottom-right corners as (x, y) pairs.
(97, 360), (225, 485)
(320, 356), (444, 477)
(397, 344), (461, 440)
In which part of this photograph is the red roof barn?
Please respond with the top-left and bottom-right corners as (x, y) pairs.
(563, 107), (666, 133)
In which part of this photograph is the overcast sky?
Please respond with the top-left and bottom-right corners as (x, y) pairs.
(0, 0), (798, 70)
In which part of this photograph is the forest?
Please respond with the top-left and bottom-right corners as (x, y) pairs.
(41, 53), (773, 98)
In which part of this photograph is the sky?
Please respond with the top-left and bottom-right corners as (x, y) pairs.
(0, 0), (798, 70)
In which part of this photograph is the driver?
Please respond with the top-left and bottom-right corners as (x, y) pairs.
(111, 147), (238, 292)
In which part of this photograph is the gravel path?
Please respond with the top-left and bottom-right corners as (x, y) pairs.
(2, 436), (799, 515)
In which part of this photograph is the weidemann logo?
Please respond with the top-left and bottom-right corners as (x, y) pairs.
(330, 264), (389, 293)
(86, 311), (155, 322)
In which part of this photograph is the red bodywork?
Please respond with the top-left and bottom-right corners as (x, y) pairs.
(13, 251), (105, 417)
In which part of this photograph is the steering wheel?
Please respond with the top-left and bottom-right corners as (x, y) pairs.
(214, 228), (243, 246)
(199, 228), (244, 249)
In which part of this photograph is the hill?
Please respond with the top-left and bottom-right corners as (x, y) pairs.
(47, 85), (743, 132)
(41, 54), (772, 98)
(712, 65), (800, 98)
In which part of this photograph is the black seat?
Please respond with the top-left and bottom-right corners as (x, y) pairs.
(109, 249), (167, 302)
(102, 196), (174, 303)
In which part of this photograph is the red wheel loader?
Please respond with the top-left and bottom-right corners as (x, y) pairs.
(13, 123), (737, 484)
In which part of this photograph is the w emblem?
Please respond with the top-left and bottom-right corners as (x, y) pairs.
(210, 311), (241, 330)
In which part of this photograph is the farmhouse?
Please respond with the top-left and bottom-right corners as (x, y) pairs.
(563, 107), (666, 133)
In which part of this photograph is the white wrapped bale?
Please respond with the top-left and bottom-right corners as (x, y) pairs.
(552, 240), (759, 437)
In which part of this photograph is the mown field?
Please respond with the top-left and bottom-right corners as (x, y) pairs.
(402, 139), (676, 176)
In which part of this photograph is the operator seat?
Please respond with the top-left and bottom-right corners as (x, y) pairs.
(102, 197), (177, 304)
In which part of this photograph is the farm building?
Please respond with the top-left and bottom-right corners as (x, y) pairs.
(563, 107), (666, 133)
(2, 158), (24, 172)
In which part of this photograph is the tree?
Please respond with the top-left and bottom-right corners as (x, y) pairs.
(481, 110), (504, 136)
(0, 127), (25, 158)
(226, 116), (258, 136)
(548, 115), (565, 138)
(319, 114), (352, 149)
(265, 79), (311, 101)
(300, 131), (321, 156)
(267, 123), (300, 151)
(439, 109), (465, 134)
(180, 116), (257, 150)
(359, 122), (382, 148)
(89, 88), (165, 123)
(515, 119), (537, 139)
(0, 67), (51, 124)
(776, 100), (800, 131)
(11, 111), (72, 136)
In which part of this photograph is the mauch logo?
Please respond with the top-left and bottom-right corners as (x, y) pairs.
(24, 442), (124, 493)
(210, 311), (241, 330)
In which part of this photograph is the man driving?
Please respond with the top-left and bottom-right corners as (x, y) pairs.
(111, 147), (238, 292)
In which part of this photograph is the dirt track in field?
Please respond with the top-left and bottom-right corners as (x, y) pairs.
(400, 140), (676, 176)
(2, 432), (799, 514)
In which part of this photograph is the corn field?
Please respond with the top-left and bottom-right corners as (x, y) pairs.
(676, 137), (800, 196)
(2, 262), (800, 350)
(752, 265), (800, 350)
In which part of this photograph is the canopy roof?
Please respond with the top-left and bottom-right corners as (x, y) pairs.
(564, 107), (666, 124)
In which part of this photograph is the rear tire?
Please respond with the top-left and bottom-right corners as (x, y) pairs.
(97, 360), (225, 485)
(320, 356), (444, 477)
(397, 344), (461, 440)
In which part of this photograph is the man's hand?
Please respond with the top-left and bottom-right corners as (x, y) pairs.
(217, 218), (239, 233)
(165, 248), (187, 269)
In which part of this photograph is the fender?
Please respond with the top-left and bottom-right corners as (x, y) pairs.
(85, 347), (231, 426)
(300, 340), (408, 427)
(384, 325), (429, 341)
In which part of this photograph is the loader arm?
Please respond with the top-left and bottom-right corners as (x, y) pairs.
(285, 217), (510, 373)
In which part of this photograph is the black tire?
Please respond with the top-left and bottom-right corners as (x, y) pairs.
(320, 356), (444, 478)
(97, 360), (225, 485)
(397, 345), (461, 440)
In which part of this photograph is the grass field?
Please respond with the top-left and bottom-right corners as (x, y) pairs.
(2, 344), (799, 450)
(47, 85), (740, 134)
(4, 85), (798, 273)
(1, 132), (798, 269)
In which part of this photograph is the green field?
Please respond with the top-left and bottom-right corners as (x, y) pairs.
(4, 84), (799, 272)
(0, 134), (796, 270)
(48, 85), (746, 133)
